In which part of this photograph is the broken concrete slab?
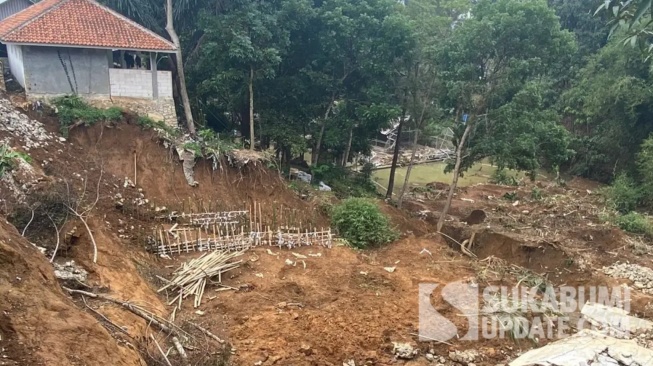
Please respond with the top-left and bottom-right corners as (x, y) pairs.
(581, 303), (653, 335)
(509, 330), (653, 366)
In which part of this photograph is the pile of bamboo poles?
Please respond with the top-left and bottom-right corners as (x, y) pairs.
(158, 251), (244, 308)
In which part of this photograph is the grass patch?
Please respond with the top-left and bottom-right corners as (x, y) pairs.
(136, 115), (181, 138)
(0, 144), (30, 177)
(614, 212), (653, 237)
(53, 95), (123, 137)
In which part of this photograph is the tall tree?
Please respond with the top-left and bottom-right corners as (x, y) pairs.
(193, 0), (295, 149)
(391, 0), (467, 204)
(166, 0), (195, 134)
(434, 0), (576, 232)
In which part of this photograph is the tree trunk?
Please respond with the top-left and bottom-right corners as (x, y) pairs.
(437, 121), (473, 232)
(386, 107), (407, 199)
(165, 0), (195, 135)
(342, 126), (354, 167)
(313, 97), (334, 165)
(249, 66), (255, 150)
(397, 129), (419, 208)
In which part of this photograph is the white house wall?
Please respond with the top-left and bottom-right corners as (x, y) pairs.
(7, 44), (25, 87)
(109, 68), (173, 99)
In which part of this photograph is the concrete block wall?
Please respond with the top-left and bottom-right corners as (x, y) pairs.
(109, 69), (173, 99)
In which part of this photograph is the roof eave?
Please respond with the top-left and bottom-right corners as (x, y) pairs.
(1, 41), (177, 53)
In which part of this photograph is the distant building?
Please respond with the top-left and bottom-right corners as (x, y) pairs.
(0, 0), (178, 126)
(0, 0), (33, 57)
(0, 0), (32, 21)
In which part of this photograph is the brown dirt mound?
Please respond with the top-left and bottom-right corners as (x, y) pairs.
(0, 220), (144, 366)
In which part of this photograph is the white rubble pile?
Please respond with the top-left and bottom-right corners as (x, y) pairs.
(603, 262), (653, 294)
(581, 303), (653, 336)
(392, 342), (417, 359)
(53, 260), (88, 282)
(449, 350), (479, 365)
(509, 329), (653, 366)
(0, 98), (56, 149)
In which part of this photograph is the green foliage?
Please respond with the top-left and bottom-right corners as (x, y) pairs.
(503, 192), (519, 202)
(603, 174), (642, 213)
(180, 129), (238, 159)
(561, 40), (653, 181)
(137, 115), (181, 138)
(596, 0), (653, 58)
(439, 0), (576, 179)
(614, 212), (653, 237)
(331, 198), (398, 249)
(53, 95), (123, 137)
(531, 187), (543, 201)
(490, 169), (519, 186)
(311, 164), (377, 198)
(0, 144), (30, 177)
(636, 135), (653, 206)
(183, 142), (203, 157)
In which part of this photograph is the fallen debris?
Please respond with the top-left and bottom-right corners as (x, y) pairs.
(158, 250), (244, 308)
(581, 303), (653, 335)
(384, 266), (396, 273)
(603, 262), (653, 294)
(63, 287), (188, 339)
(392, 342), (417, 359)
(509, 329), (653, 366)
(186, 321), (225, 344)
(449, 349), (478, 365)
(53, 260), (88, 282)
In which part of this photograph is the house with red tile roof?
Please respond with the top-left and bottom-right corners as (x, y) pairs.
(0, 0), (179, 125)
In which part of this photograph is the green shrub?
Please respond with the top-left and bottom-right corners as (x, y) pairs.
(531, 187), (543, 201)
(331, 198), (398, 249)
(0, 144), (30, 176)
(603, 174), (641, 213)
(311, 163), (377, 198)
(637, 136), (653, 206)
(52, 95), (123, 136)
(615, 212), (653, 237)
(491, 169), (519, 186)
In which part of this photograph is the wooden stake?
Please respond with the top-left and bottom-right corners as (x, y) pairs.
(134, 153), (137, 186)
(150, 334), (173, 366)
(186, 321), (224, 343)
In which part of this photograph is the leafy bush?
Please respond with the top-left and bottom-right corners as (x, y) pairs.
(52, 95), (123, 136)
(331, 198), (398, 249)
(0, 144), (31, 176)
(531, 187), (543, 200)
(637, 136), (653, 206)
(614, 212), (653, 237)
(311, 163), (377, 198)
(137, 115), (180, 137)
(603, 174), (641, 213)
(490, 169), (519, 186)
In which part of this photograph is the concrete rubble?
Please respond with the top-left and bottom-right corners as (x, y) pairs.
(603, 262), (653, 294)
(509, 329), (653, 366)
(0, 98), (55, 149)
(366, 146), (452, 168)
(581, 303), (653, 335)
(392, 342), (417, 359)
(449, 349), (478, 365)
(53, 260), (88, 282)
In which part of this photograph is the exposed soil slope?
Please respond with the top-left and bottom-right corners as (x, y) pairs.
(0, 219), (144, 366)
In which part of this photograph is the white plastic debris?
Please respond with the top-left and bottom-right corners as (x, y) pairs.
(319, 181), (332, 191)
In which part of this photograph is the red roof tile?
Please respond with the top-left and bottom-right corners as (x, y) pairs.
(0, 0), (176, 51)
